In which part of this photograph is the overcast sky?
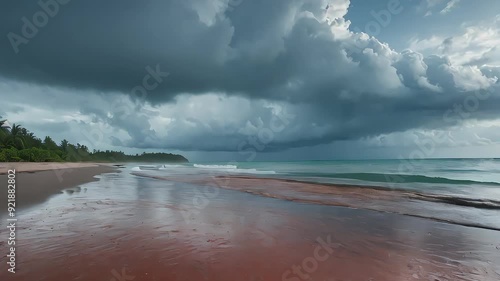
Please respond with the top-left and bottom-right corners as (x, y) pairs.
(1, 0), (500, 162)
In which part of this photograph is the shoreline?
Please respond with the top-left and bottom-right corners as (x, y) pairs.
(131, 173), (500, 231)
(0, 162), (118, 175)
(0, 163), (117, 213)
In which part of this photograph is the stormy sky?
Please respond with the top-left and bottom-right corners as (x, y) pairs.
(1, 0), (500, 161)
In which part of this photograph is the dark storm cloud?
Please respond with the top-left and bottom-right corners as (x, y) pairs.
(1, 0), (395, 101)
(1, 0), (499, 152)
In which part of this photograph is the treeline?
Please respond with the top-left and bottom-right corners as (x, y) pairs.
(0, 122), (188, 163)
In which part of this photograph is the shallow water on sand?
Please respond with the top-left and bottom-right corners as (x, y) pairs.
(1, 168), (500, 281)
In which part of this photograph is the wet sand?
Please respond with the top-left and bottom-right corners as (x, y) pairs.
(1, 169), (499, 280)
(0, 163), (117, 213)
(0, 162), (115, 174)
(132, 173), (500, 231)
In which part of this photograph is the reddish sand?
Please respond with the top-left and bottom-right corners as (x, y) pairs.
(132, 174), (500, 231)
(0, 168), (499, 281)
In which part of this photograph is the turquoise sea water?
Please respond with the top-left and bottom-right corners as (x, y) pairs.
(130, 158), (500, 230)
(136, 158), (500, 200)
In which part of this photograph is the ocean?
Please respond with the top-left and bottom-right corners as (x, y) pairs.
(131, 158), (500, 231)
(134, 158), (500, 196)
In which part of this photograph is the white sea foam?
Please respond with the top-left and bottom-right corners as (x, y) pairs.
(159, 164), (186, 169)
(231, 169), (276, 175)
(132, 164), (275, 175)
(193, 164), (275, 175)
(193, 164), (238, 169)
(138, 165), (161, 170)
(131, 167), (142, 172)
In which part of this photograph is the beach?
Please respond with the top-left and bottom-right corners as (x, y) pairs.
(3, 0), (499, 280)
(0, 163), (117, 214)
(1, 163), (500, 281)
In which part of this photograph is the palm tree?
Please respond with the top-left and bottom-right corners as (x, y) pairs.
(0, 117), (10, 148)
(7, 124), (25, 150)
(60, 139), (69, 152)
(0, 120), (5, 135)
(0, 116), (11, 129)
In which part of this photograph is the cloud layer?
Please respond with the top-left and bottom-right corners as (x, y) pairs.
(1, 0), (499, 154)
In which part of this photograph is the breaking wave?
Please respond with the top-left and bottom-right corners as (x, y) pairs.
(193, 164), (276, 175)
(193, 164), (238, 169)
(301, 172), (500, 186)
(131, 164), (276, 175)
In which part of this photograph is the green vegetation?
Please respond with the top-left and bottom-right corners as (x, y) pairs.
(0, 120), (188, 163)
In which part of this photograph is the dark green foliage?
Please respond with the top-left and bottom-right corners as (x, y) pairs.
(17, 148), (63, 162)
(0, 123), (188, 163)
(1, 148), (21, 162)
(43, 136), (59, 151)
(89, 150), (188, 163)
